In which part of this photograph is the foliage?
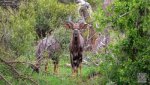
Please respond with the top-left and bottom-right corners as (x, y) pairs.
(0, 1), (36, 56)
(94, 0), (150, 84)
(0, 0), (78, 85)
(87, 0), (101, 9)
(0, 0), (149, 85)
(35, 0), (76, 31)
(0, 0), (76, 56)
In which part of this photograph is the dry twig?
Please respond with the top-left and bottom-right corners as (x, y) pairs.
(0, 48), (39, 85)
(0, 73), (12, 85)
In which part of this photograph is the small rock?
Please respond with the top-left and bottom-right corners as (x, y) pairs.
(65, 63), (71, 68)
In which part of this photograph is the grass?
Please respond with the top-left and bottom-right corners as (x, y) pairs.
(29, 57), (100, 85)
(0, 47), (102, 85)
(7, 51), (101, 85)
(30, 66), (99, 85)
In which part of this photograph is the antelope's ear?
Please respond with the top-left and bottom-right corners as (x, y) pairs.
(79, 23), (88, 29)
(64, 21), (73, 29)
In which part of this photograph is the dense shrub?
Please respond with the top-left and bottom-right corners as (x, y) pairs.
(35, 0), (76, 38)
(0, 0), (76, 56)
(0, 2), (36, 56)
(0, 0), (77, 84)
(87, 0), (101, 9)
(94, 0), (150, 84)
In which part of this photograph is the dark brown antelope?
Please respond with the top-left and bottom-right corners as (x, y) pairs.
(65, 20), (88, 76)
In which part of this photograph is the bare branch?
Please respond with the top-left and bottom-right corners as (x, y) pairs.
(119, 12), (130, 18)
(0, 48), (38, 85)
(18, 76), (39, 85)
(0, 56), (20, 77)
(0, 73), (12, 85)
(6, 61), (33, 65)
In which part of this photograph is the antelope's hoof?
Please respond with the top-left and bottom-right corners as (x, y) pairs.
(71, 73), (77, 77)
(33, 67), (39, 73)
(53, 72), (58, 75)
(30, 64), (39, 73)
(45, 70), (48, 73)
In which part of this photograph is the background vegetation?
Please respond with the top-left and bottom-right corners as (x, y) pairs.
(0, 0), (149, 85)
(94, 0), (150, 84)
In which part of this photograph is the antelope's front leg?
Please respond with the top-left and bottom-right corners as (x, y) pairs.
(79, 63), (82, 76)
(72, 68), (75, 77)
(34, 57), (42, 73)
(70, 54), (76, 77)
(79, 53), (83, 76)
(53, 58), (59, 74)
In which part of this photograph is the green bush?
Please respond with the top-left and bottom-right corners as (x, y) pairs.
(94, 0), (150, 84)
(35, 0), (76, 31)
(0, 1), (78, 84)
(0, 2), (36, 56)
(0, 0), (76, 56)
(87, 0), (101, 9)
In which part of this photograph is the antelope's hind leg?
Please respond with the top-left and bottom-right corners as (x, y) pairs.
(54, 63), (59, 74)
(53, 57), (59, 74)
(45, 61), (48, 73)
